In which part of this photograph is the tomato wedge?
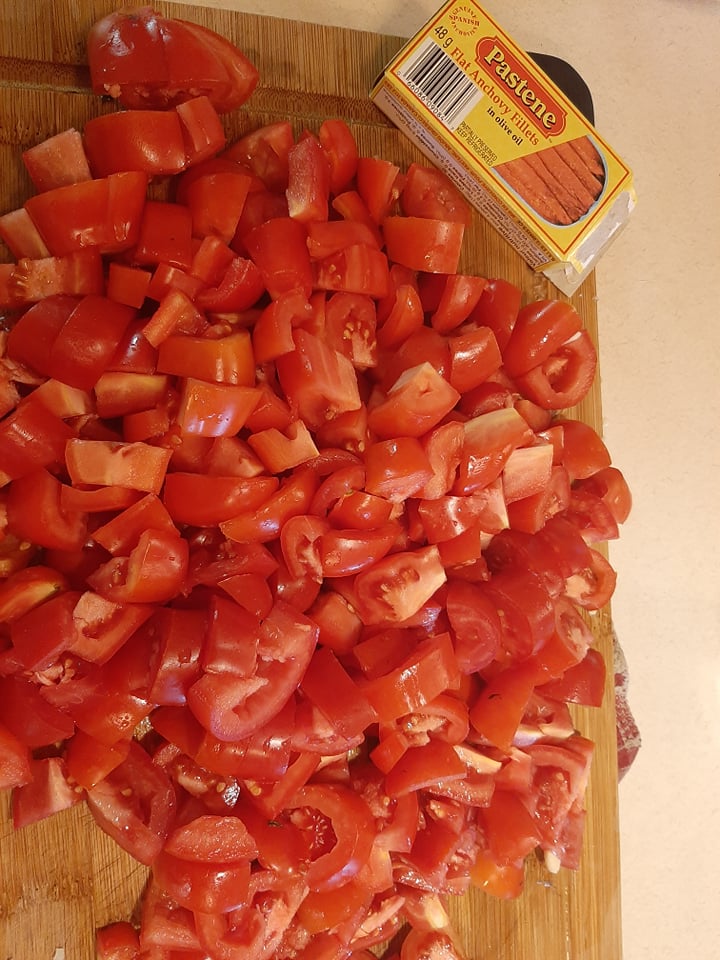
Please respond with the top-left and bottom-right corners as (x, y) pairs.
(0, 23), (633, 959)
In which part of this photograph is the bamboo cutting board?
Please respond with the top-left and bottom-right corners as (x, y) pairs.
(0, 2), (623, 958)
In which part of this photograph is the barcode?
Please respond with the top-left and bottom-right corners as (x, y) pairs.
(397, 39), (483, 129)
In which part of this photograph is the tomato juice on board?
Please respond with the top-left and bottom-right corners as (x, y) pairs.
(0, 6), (631, 959)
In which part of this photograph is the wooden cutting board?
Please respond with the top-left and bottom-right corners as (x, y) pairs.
(0, 2), (623, 958)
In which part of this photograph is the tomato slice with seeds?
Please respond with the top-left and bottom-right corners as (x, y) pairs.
(0, 30), (633, 957)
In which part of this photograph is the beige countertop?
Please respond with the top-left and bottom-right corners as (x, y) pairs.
(174, 1), (720, 957)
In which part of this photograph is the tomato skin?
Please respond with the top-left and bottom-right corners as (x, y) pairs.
(559, 419), (611, 481)
(383, 217), (465, 274)
(0, 722), (33, 791)
(564, 547), (617, 611)
(287, 133), (331, 223)
(300, 646), (377, 741)
(385, 740), (467, 797)
(48, 294), (136, 391)
(88, 529), (189, 604)
(318, 118), (359, 195)
(448, 326), (502, 394)
(6, 469), (87, 552)
(503, 300), (582, 378)
(276, 330), (362, 432)
(187, 600), (318, 741)
(363, 632), (460, 722)
(245, 217), (313, 300)
(0, 399), (76, 486)
(65, 439), (172, 494)
(401, 163), (472, 225)
(318, 523), (401, 578)
(291, 782), (376, 891)
(537, 647), (606, 707)
(368, 363), (461, 440)
(446, 579), (502, 673)
(83, 110), (187, 178)
(163, 473), (278, 527)
(515, 329), (597, 410)
(95, 921), (140, 960)
(24, 172), (148, 257)
(224, 120), (294, 191)
(85, 741), (177, 866)
(87, 9), (259, 113)
(574, 465), (632, 525)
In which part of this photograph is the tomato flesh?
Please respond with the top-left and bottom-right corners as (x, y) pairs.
(0, 17), (633, 960)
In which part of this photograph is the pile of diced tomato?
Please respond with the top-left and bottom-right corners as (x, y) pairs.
(0, 9), (631, 960)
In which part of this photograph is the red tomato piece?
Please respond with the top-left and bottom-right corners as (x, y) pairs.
(6, 468), (87, 553)
(290, 782), (376, 891)
(107, 262), (152, 309)
(220, 468), (318, 544)
(0, 722), (33, 791)
(175, 379), (260, 437)
(314, 244), (390, 300)
(24, 171), (148, 256)
(364, 437), (434, 504)
(481, 789), (542, 863)
(245, 216), (313, 299)
(469, 661), (540, 752)
(385, 740), (467, 797)
(2, 249), (104, 306)
(69, 590), (154, 664)
(87, 9), (258, 113)
(83, 110), (187, 178)
(370, 361), (461, 439)
(48, 294), (136, 391)
(503, 300), (583, 378)
(356, 156), (403, 223)
(65, 439), (172, 494)
(247, 419), (320, 473)
(515, 329), (597, 410)
(446, 579), (502, 672)
(363, 632), (460, 721)
(318, 118), (359, 195)
(12, 755), (82, 831)
(448, 325), (503, 393)
(537, 647), (606, 707)
(224, 120), (294, 191)
(400, 162), (472, 225)
(559, 419), (612, 480)
(469, 277), (522, 352)
(0, 397), (75, 484)
(574, 466), (633, 525)
(188, 600), (318, 741)
(95, 921), (140, 960)
(22, 128), (92, 192)
(454, 407), (534, 495)
(88, 528), (188, 604)
(300, 646), (377, 740)
(157, 329), (255, 385)
(428, 274), (488, 333)
(324, 292), (378, 370)
(134, 201), (194, 269)
(275, 329), (361, 431)
(186, 172), (253, 244)
(383, 216), (464, 274)
(286, 133), (330, 223)
(176, 94), (227, 165)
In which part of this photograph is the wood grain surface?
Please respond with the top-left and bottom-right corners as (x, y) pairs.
(0, 2), (623, 958)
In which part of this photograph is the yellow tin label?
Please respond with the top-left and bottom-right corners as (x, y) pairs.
(371, 0), (636, 292)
